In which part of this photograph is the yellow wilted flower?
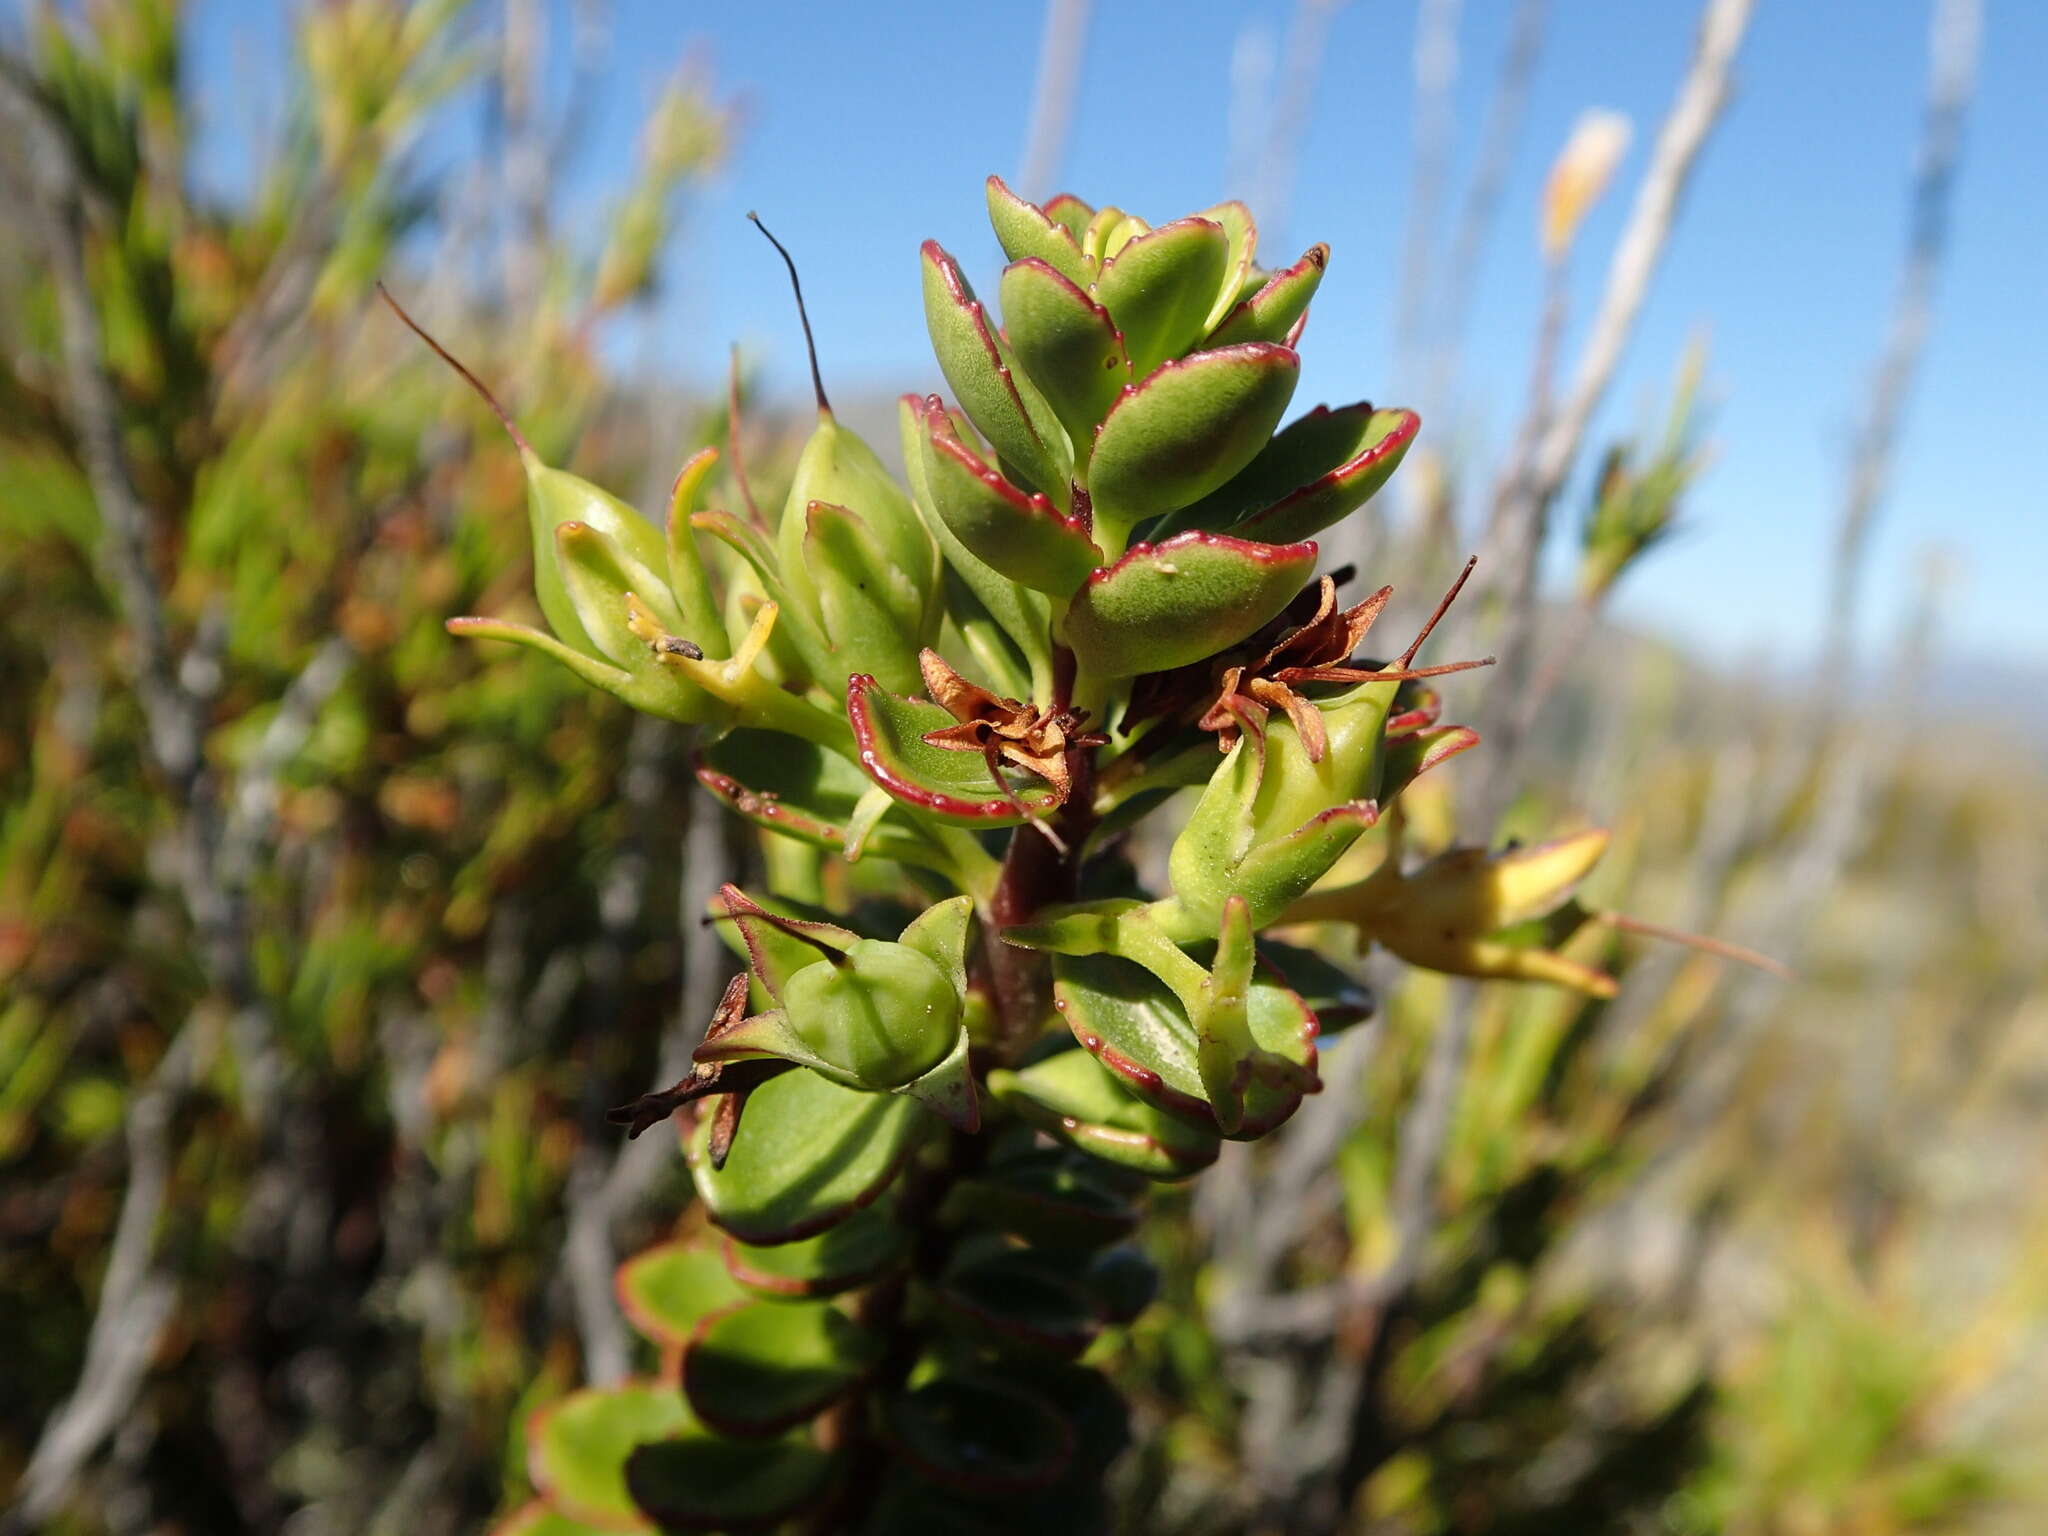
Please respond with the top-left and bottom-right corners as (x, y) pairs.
(1542, 109), (1632, 261)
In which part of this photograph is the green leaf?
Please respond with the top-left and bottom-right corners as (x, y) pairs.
(1084, 1246), (1160, 1325)
(625, 1435), (836, 1532)
(723, 1205), (908, 1300)
(523, 458), (672, 658)
(1196, 200), (1260, 331)
(554, 520), (683, 667)
(1379, 723), (1480, 805)
(898, 895), (974, 997)
(1089, 216), (1231, 377)
(919, 408), (1101, 596)
(933, 1249), (1101, 1359)
(689, 1067), (924, 1244)
(1255, 940), (1376, 1034)
(527, 1382), (693, 1529)
(985, 174), (1090, 287)
(1085, 344), (1301, 550)
(997, 259), (1132, 456)
(1059, 532), (1317, 678)
(901, 393), (1055, 695)
(1041, 193), (1095, 244)
(844, 674), (1064, 826)
(943, 1151), (1140, 1250)
(803, 500), (932, 695)
(681, 1299), (882, 1436)
(985, 1050), (1219, 1179)
(1165, 404), (1420, 543)
(1202, 244), (1328, 349)
(921, 241), (1072, 500)
(695, 730), (944, 870)
(487, 1501), (617, 1536)
(1053, 953), (1318, 1138)
(885, 1379), (1076, 1497)
(710, 885), (855, 1009)
(616, 1240), (747, 1350)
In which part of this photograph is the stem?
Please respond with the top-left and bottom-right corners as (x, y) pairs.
(981, 647), (1099, 1061)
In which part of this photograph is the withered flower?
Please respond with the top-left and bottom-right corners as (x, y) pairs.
(1190, 558), (1493, 762)
(917, 649), (1104, 803)
(606, 972), (792, 1167)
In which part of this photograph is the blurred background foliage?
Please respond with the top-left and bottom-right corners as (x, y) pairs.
(2, 2), (2043, 1534)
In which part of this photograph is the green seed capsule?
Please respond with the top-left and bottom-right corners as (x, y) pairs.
(782, 940), (960, 1090)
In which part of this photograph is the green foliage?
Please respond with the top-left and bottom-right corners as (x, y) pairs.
(439, 168), (1652, 1532)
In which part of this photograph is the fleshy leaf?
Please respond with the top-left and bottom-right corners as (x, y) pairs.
(695, 730), (945, 871)
(446, 615), (715, 726)
(1379, 722), (1480, 804)
(933, 1250), (1100, 1359)
(893, 1018), (982, 1133)
(803, 500), (931, 695)
(919, 409), (1101, 596)
(920, 241), (1071, 499)
(1053, 953), (1318, 1138)
(885, 1379), (1075, 1497)
(616, 1239), (747, 1350)
(985, 174), (1090, 287)
(1255, 940), (1376, 1034)
(1090, 216), (1231, 377)
(681, 1299), (882, 1436)
(555, 521), (684, 667)
(1085, 1246), (1160, 1325)
(1202, 244), (1328, 349)
(1059, 532), (1318, 678)
(845, 674), (1065, 826)
(900, 393), (1055, 694)
(1196, 200), (1259, 331)
(711, 885), (855, 1008)
(998, 258), (1132, 451)
(1086, 343), (1300, 549)
(624, 1435), (835, 1533)
(1166, 403), (1420, 543)
(723, 1206), (907, 1301)
(1041, 193), (1094, 244)
(688, 1066), (924, 1244)
(528, 1382), (694, 1529)
(487, 1503), (615, 1536)
(942, 1151), (1140, 1250)
(986, 1050), (1221, 1179)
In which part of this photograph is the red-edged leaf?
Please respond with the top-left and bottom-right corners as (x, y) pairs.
(845, 674), (1065, 825)
(1059, 532), (1317, 678)
(1086, 343), (1300, 546)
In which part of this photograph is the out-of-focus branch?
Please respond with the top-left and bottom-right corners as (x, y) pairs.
(1392, 0), (1463, 388)
(1256, 0), (1350, 248)
(0, 64), (197, 788)
(1015, 0), (1093, 203)
(1821, 0), (1980, 684)
(2, 1031), (198, 1536)
(565, 713), (673, 1384)
(1479, 0), (1754, 795)
(1422, 0), (1549, 424)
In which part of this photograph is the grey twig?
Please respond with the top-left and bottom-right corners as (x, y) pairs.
(1480, 0), (1755, 788)
(3, 1031), (200, 1536)
(1821, 0), (1980, 683)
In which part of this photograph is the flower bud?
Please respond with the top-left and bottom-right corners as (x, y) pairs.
(782, 939), (961, 1089)
(1161, 677), (1397, 935)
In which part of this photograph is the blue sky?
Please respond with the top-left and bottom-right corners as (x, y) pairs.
(178, 1), (2046, 671)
